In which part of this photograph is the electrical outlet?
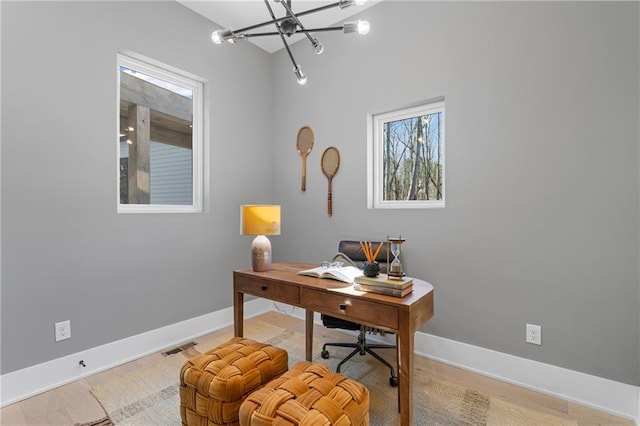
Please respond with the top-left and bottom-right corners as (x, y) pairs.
(526, 323), (541, 345)
(55, 320), (71, 342)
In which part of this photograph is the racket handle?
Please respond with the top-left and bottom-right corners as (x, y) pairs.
(328, 192), (332, 216)
(301, 160), (307, 192)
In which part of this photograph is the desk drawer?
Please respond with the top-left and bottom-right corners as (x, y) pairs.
(301, 288), (398, 330)
(237, 279), (300, 305)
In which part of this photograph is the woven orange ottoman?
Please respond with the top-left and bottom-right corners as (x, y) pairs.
(239, 361), (370, 425)
(180, 337), (289, 426)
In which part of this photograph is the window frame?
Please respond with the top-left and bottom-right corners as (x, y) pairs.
(116, 51), (206, 214)
(367, 100), (446, 209)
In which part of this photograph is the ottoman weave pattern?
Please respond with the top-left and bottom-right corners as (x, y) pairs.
(239, 361), (370, 425)
(180, 337), (289, 426)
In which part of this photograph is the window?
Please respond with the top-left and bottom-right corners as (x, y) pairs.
(117, 52), (205, 213)
(368, 100), (445, 209)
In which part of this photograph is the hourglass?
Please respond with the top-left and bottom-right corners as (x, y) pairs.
(387, 236), (405, 280)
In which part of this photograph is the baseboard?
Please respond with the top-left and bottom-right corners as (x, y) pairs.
(415, 331), (639, 422)
(289, 305), (638, 422)
(2, 300), (638, 424)
(0, 298), (272, 407)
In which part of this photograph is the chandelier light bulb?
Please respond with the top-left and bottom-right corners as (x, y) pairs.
(344, 20), (370, 35)
(357, 20), (370, 35)
(312, 40), (324, 54)
(211, 28), (233, 44)
(211, 30), (223, 44)
(294, 66), (307, 85)
(339, 0), (367, 8)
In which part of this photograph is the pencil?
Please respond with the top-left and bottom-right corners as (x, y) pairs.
(361, 241), (376, 262)
(372, 242), (383, 260)
(360, 241), (369, 261)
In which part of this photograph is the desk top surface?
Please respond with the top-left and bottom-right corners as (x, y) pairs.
(234, 262), (434, 307)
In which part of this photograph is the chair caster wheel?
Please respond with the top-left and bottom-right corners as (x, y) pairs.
(390, 376), (398, 387)
(321, 350), (330, 359)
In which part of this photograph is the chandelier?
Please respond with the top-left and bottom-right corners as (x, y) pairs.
(211, 0), (370, 85)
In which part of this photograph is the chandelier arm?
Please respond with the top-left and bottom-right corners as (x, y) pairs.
(281, 34), (300, 71)
(294, 1), (345, 17)
(294, 26), (343, 33)
(242, 27), (344, 38)
(276, 0), (321, 49)
(241, 31), (286, 38)
(263, 0), (301, 72)
(230, 1), (343, 34)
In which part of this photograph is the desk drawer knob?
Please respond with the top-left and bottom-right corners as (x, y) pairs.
(261, 286), (268, 291)
(339, 304), (347, 311)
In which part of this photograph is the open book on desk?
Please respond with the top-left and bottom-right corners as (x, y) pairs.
(297, 265), (363, 284)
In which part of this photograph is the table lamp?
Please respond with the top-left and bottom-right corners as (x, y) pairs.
(241, 205), (281, 272)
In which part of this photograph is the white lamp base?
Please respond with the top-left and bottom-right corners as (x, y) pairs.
(251, 235), (272, 272)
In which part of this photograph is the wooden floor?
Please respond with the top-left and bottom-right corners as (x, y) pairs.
(0, 311), (633, 426)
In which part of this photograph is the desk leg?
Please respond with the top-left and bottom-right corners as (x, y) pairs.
(397, 315), (414, 426)
(305, 310), (314, 361)
(234, 290), (244, 337)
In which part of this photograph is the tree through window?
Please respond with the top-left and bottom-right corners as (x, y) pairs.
(369, 100), (445, 209)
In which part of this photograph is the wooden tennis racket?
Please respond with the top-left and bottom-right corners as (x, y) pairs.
(296, 126), (314, 191)
(321, 147), (340, 217)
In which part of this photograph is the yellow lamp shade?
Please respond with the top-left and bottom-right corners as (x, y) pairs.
(241, 205), (281, 236)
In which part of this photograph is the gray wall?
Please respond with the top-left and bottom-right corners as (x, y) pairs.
(271, 1), (640, 385)
(1, 1), (273, 373)
(2, 0), (639, 389)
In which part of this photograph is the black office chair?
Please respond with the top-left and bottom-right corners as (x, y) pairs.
(320, 240), (399, 387)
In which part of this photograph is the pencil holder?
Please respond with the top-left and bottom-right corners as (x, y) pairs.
(362, 261), (380, 277)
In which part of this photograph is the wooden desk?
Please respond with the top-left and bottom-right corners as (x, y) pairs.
(233, 263), (434, 426)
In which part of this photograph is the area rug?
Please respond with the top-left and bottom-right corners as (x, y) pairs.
(89, 352), (184, 425)
(74, 418), (113, 426)
(90, 319), (576, 425)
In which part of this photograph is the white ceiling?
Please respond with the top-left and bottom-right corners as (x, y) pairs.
(178, 0), (381, 53)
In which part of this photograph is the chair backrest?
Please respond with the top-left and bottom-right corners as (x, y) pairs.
(338, 240), (390, 273)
